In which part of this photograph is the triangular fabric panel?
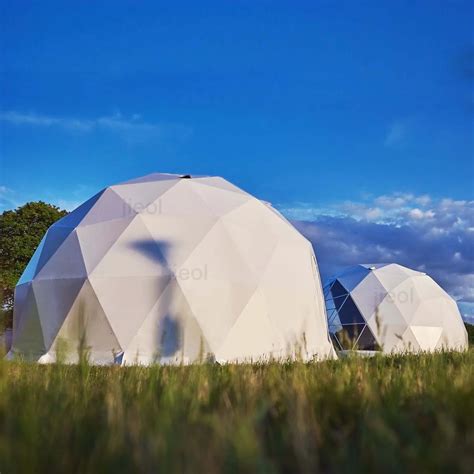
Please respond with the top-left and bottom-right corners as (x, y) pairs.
(90, 216), (170, 278)
(189, 180), (252, 218)
(52, 280), (122, 363)
(152, 180), (217, 218)
(124, 279), (211, 364)
(259, 241), (316, 344)
(12, 283), (45, 358)
(216, 289), (284, 362)
(410, 325), (443, 351)
(337, 266), (371, 294)
(178, 278), (259, 354)
(259, 201), (303, 244)
(13, 283), (30, 316)
(111, 179), (180, 214)
(140, 213), (219, 271)
(17, 235), (47, 285)
(350, 272), (387, 320)
(409, 299), (444, 327)
(54, 190), (104, 228)
(219, 201), (280, 279)
(35, 230), (87, 280)
(387, 278), (423, 325)
(379, 323), (409, 352)
(180, 219), (257, 286)
(177, 220), (259, 351)
(12, 283), (32, 339)
(76, 217), (135, 273)
(35, 226), (76, 276)
(191, 176), (248, 195)
(79, 188), (136, 226)
(397, 265), (424, 278)
(392, 326), (420, 353)
(32, 277), (86, 349)
(374, 265), (411, 294)
(88, 274), (172, 349)
(369, 290), (407, 328)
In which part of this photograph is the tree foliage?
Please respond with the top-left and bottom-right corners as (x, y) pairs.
(466, 323), (474, 346)
(0, 202), (67, 318)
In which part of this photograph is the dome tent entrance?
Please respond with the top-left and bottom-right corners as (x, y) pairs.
(10, 173), (336, 365)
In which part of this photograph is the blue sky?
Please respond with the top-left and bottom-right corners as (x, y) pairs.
(1, 1), (473, 318)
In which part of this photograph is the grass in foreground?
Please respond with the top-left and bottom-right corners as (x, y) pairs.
(0, 350), (473, 474)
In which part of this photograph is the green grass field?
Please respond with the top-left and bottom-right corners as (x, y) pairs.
(1, 349), (473, 474)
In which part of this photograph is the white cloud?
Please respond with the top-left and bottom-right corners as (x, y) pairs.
(0, 110), (192, 142)
(414, 194), (431, 206)
(281, 192), (474, 319)
(408, 208), (435, 220)
(280, 192), (446, 224)
(340, 202), (383, 220)
(0, 111), (93, 131)
(0, 184), (96, 213)
(276, 202), (332, 221)
(374, 193), (413, 208)
(384, 120), (409, 146)
(0, 186), (19, 210)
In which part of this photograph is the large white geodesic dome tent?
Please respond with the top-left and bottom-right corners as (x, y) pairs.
(10, 173), (335, 365)
(324, 263), (468, 354)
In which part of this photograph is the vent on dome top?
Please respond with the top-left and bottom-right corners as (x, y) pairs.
(180, 174), (192, 179)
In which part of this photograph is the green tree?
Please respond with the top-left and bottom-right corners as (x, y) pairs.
(466, 323), (474, 346)
(0, 202), (67, 327)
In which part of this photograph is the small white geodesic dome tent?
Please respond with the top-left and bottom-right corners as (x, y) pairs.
(324, 263), (468, 354)
(10, 173), (335, 365)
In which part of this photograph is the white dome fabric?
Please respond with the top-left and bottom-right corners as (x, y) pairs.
(324, 263), (468, 354)
(10, 173), (335, 365)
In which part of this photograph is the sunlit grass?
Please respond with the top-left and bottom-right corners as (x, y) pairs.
(0, 350), (473, 473)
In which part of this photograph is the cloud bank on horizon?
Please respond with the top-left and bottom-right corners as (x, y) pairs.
(283, 193), (474, 322)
